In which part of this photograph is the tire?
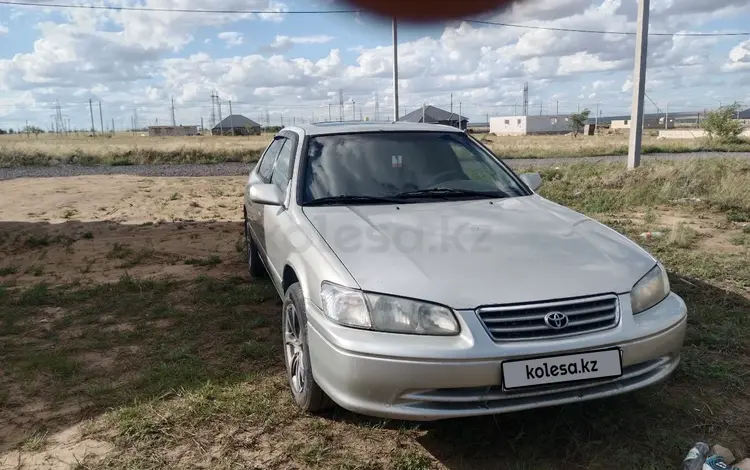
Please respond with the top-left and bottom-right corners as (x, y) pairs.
(283, 283), (334, 413)
(244, 209), (267, 279)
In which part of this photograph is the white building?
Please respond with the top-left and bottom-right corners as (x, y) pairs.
(490, 115), (571, 135)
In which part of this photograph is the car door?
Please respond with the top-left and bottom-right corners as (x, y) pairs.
(264, 131), (299, 287)
(246, 136), (284, 254)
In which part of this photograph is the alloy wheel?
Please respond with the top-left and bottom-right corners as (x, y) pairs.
(284, 302), (306, 394)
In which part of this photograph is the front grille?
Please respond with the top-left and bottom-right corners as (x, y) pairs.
(476, 294), (619, 341)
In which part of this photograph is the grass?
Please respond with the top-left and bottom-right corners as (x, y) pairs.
(480, 133), (750, 159)
(530, 158), (750, 214)
(184, 255), (221, 267)
(0, 133), (268, 167)
(2, 132), (750, 167)
(0, 265), (18, 276)
(667, 222), (701, 248)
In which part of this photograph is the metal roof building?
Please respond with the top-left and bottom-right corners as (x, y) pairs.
(398, 105), (468, 130)
(212, 115), (262, 135)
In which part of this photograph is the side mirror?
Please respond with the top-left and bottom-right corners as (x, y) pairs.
(248, 184), (283, 206)
(520, 172), (542, 192)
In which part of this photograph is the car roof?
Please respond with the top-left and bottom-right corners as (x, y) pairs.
(286, 121), (465, 137)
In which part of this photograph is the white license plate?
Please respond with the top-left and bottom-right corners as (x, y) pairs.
(502, 348), (622, 390)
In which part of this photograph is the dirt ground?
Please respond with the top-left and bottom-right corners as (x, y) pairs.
(1, 175), (749, 469)
(0, 175), (248, 287)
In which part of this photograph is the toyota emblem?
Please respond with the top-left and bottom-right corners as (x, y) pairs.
(544, 311), (569, 330)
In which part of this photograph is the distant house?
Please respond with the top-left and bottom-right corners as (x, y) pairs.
(398, 105), (468, 130)
(148, 125), (198, 137)
(611, 117), (674, 130)
(212, 115), (262, 136)
(490, 115), (571, 135)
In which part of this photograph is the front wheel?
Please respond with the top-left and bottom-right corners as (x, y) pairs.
(283, 283), (334, 413)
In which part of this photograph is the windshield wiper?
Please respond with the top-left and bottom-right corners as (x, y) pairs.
(304, 195), (404, 206)
(394, 188), (509, 199)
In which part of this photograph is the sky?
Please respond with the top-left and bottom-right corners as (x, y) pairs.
(1, 0), (750, 131)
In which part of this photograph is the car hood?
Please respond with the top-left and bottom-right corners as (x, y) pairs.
(303, 195), (655, 309)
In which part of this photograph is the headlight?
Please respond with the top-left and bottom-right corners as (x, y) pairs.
(630, 263), (670, 314)
(320, 282), (459, 335)
(320, 282), (371, 328)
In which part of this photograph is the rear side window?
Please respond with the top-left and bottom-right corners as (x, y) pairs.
(271, 139), (294, 191)
(256, 138), (284, 183)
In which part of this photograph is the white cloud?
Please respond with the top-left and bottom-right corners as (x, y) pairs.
(0, 23), (8, 35)
(266, 35), (334, 52)
(724, 39), (750, 71)
(218, 32), (244, 47)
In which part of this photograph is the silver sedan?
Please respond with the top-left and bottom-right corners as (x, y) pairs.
(243, 122), (686, 421)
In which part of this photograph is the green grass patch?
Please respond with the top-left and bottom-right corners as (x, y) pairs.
(0, 265), (18, 276)
(532, 159), (750, 213)
(184, 255), (221, 267)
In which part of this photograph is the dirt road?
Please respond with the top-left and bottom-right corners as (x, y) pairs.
(2, 151), (750, 180)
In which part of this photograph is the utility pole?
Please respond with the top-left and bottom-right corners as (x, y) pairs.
(595, 100), (600, 133)
(229, 100), (234, 136)
(352, 100), (356, 120)
(665, 102), (669, 129)
(328, 103), (332, 121)
(422, 102), (426, 123)
(450, 93), (453, 117)
(171, 96), (176, 127)
(628, 0), (650, 169)
(89, 99), (96, 136)
(513, 103), (517, 116)
(375, 93), (380, 121)
(459, 102), (462, 130)
(98, 101), (104, 135)
(200, 117), (204, 133)
(111, 118), (115, 135)
(392, 17), (399, 121)
(556, 100), (559, 116)
(540, 100), (543, 116)
(134, 108), (138, 132)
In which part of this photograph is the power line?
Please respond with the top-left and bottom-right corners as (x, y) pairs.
(465, 19), (750, 37)
(0, 1), (359, 14)
(2, 1), (747, 37)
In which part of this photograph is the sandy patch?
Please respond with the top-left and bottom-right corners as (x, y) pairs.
(626, 208), (745, 253)
(0, 423), (113, 469)
(0, 175), (248, 287)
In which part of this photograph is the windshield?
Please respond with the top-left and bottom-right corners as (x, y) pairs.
(300, 131), (528, 204)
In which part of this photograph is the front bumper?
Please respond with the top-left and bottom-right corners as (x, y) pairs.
(306, 292), (687, 421)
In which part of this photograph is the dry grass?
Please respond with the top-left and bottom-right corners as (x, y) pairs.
(0, 132), (270, 166)
(528, 158), (750, 214)
(479, 133), (750, 159)
(1, 160), (750, 469)
(3, 131), (750, 167)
